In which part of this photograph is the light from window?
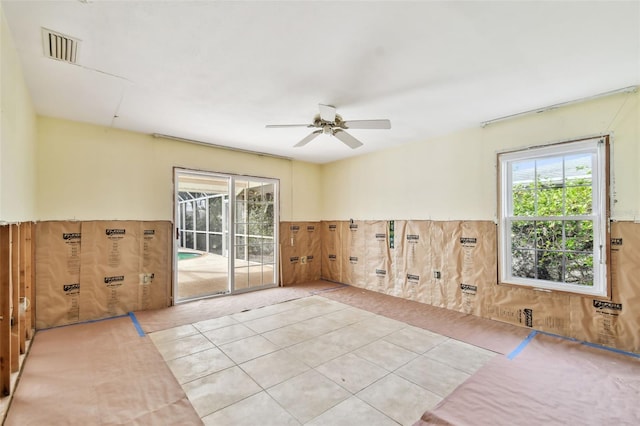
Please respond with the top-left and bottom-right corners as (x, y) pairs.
(498, 137), (609, 296)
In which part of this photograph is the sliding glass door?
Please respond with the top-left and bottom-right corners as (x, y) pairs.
(234, 179), (277, 291)
(174, 169), (278, 302)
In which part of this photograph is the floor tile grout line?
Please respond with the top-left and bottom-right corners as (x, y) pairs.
(232, 360), (316, 423)
(215, 312), (401, 419)
(190, 354), (407, 418)
(174, 325), (296, 421)
(162, 317), (365, 369)
(266, 325), (437, 400)
(352, 370), (441, 424)
(326, 394), (401, 426)
(157, 334), (217, 363)
(158, 311), (459, 369)
(258, 311), (409, 364)
(148, 328), (201, 344)
(393, 370), (463, 400)
(313, 294), (505, 354)
(313, 355), (395, 394)
(230, 297), (349, 324)
(239, 307), (396, 351)
(151, 294), (493, 424)
(348, 344), (409, 374)
(239, 312), (342, 334)
(421, 350), (498, 377)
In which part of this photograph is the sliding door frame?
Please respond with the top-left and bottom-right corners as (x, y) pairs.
(173, 167), (279, 304)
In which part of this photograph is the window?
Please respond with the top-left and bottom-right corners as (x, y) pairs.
(498, 137), (609, 296)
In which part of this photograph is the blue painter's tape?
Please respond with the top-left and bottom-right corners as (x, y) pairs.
(536, 330), (579, 343)
(528, 330), (640, 360)
(580, 341), (640, 359)
(39, 314), (129, 332)
(507, 330), (538, 360)
(128, 312), (145, 337)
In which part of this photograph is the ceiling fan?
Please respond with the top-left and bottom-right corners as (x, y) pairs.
(266, 104), (391, 149)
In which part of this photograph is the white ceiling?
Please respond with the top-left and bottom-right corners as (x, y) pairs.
(3, 1), (639, 164)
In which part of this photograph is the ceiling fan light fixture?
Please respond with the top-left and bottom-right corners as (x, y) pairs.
(266, 103), (391, 149)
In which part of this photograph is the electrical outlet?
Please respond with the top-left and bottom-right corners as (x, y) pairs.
(140, 273), (154, 284)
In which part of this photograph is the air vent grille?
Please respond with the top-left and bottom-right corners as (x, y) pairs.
(42, 28), (80, 64)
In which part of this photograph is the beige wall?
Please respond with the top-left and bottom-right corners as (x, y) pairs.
(36, 117), (322, 222)
(321, 90), (639, 222)
(36, 90), (638, 224)
(0, 5), (37, 221)
(4, 0), (638, 227)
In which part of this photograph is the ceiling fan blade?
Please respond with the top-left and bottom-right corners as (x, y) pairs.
(294, 130), (322, 147)
(318, 104), (336, 122)
(333, 129), (363, 149)
(342, 119), (391, 129)
(266, 124), (313, 128)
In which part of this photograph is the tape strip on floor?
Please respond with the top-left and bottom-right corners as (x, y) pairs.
(507, 329), (640, 360)
(128, 312), (145, 337)
(40, 314), (130, 332)
(507, 330), (538, 360)
(536, 330), (640, 359)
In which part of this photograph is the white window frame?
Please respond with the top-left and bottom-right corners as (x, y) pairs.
(498, 136), (609, 297)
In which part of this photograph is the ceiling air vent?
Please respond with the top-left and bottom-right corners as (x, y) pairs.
(42, 28), (80, 64)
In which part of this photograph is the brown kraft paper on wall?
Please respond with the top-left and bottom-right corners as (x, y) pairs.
(321, 221), (343, 283)
(469, 216), (573, 335)
(392, 219), (407, 298)
(285, 254), (302, 286)
(139, 222), (171, 311)
(401, 221), (432, 304)
(483, 284), (572, 336)
(570, 222), (640, 353)
(291, 222), (311, 253)
(365, 220), (395, 295)
(279, 223), (301, 285)
(440, 221), (463, 311)
(429, 221), (451, 309)
(79, 221), (141, 321)
(280, 222), (322, 285)
(35, 221), (82, 329)
(389, 220), (404, 297)
(303, 222), (322, 282)
(343, 221), (366, 287)
(359, 220), (392, 296)
(455, 221), (497, 316)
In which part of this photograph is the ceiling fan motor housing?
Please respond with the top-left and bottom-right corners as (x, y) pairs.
(266, 104), (390, 149)
(314, 114), (343, 127)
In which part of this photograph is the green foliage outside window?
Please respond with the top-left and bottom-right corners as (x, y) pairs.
(239, 185), (275, 263)
(511, 172), (594, 286)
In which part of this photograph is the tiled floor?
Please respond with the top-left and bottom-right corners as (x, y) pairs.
(150, 295), (496, 425)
